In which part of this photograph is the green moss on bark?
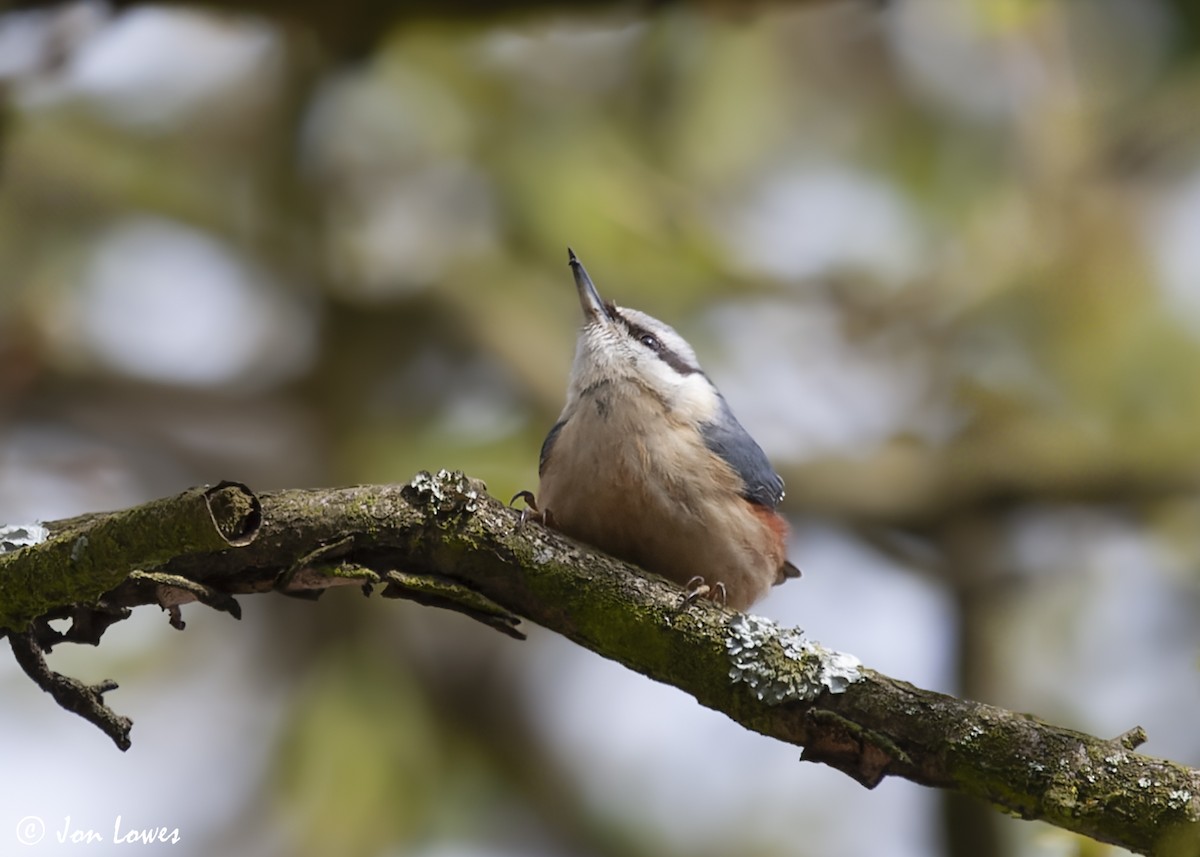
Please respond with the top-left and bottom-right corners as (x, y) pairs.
(0, 483), (259, 631)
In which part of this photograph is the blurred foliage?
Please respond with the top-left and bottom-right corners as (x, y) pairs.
(274, 645), (495, 855)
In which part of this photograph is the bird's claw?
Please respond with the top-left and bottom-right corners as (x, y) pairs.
(510, 490), (547, 530)
(680, 575), (727, 609)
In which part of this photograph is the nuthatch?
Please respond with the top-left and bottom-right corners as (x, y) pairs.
(520, 248), (799, 611)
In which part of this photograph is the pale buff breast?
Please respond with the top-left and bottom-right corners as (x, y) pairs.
(537, 385), (784, 610)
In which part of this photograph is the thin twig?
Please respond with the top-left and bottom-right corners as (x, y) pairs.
(8, 630), (131, 751)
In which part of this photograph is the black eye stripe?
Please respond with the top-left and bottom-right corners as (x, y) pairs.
(610, 308), (698, 377)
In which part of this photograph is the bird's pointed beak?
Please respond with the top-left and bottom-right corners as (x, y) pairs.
(567, 247), (612, 323)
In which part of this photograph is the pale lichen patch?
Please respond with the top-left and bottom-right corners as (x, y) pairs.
(71, 535), (89, 563)
(1166, 789), (1193, 809)
(406, 469), (484, 516)
(726, 613), (863, 704)
(0, 523), (49, 553)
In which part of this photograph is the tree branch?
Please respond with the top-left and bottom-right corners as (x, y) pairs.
(8, 628), (132, 750)
(0, 471), (1196, 855)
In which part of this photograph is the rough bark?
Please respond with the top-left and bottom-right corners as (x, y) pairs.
(0, 471), (1197, 856)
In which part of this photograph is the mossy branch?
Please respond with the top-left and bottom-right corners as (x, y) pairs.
(0, 471), (1196, 855)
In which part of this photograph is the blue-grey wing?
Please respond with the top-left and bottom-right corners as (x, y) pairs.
(538, 419), (566, 477)
(700, 395), (785, 508)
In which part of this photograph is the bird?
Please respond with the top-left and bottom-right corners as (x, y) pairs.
(518, 248), (799, 611)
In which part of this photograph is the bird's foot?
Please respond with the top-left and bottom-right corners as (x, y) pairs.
(681, 575), (727, 609)
(510, 491), (555, 529)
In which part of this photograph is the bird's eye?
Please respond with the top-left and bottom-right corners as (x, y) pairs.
(639, 333), (662, 352)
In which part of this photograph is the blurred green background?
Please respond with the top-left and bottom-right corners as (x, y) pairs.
(2, 1), (1200, 856)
